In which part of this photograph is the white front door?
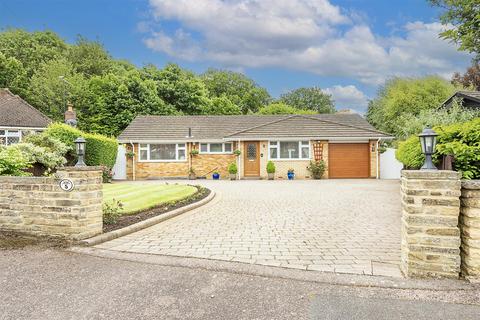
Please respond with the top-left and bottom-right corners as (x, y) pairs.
(112, 145), (127, 180)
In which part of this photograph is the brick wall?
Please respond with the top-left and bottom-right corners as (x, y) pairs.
(0, 167), (103, 241)
(460, 180), (480, 280)
(400, 170), (462, 278)
(192, 153), (237, 179)
(369, 140), (378, 178)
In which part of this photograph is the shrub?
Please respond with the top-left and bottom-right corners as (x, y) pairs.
(18, 133), (69, 174)
(103, 199), (124, 224)
(228, 162), (238, 174)
(101, 165), (113, 183)
(0, 147), (31, 176)
(396, 118), (480, 179)
(45, 123), (118, 168)
(266, 161), (275, 174)
(307, 160), (326, 179)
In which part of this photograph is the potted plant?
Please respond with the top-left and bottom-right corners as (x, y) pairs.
(233, 149), (241, 156)
(125, 151), (135, 158)
(228, 163), (238, 180)
(287, 168), (295, 180)
(190, 149), (199, 156)
(212, 171), (220, 180)
(307, 160), (326, 179)
(188, 168), (196, 180)
(266, 161), (275, 180)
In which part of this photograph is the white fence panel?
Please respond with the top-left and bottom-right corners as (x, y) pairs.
(112, 145), (127, 180)
(380, 148), (403, 179)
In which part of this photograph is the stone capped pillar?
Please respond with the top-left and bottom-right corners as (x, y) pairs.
(400, 170), (462, 278)
(460, 180), (480, 280)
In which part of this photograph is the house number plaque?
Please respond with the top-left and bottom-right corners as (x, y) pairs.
(59, 179), (75, 192)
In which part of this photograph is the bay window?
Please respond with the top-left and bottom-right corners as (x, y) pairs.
(269, 141), (310, 160)
(139, 143), (186, 161)
(199, 142), (233, 154)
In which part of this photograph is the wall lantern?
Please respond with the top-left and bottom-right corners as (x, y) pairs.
(74, 137), (87, 167)
(418, 126), (438, 170)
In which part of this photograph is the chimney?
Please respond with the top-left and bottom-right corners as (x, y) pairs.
(64, 102), (78, 127)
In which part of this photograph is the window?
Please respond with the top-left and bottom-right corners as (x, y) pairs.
(269, 141), (310, 160)
(139, 143), (186, 161)
(0, 130), (22, 146)
(199, 142), (233, 154)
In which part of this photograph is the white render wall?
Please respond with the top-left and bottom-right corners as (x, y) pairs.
(380, 148), (403, 179)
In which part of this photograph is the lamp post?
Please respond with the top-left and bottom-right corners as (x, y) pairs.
(418, 126), (438, 170)
(74, 137), (86, 167)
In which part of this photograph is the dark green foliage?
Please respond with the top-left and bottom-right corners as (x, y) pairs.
(45, 123), (118, 168)
(396, 118), (480, 179)
(227, 162), (238, 174)
(279, 87), (335, 113)
(266, 161), (275, 174)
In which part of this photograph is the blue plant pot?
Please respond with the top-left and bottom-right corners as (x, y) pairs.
(212, 173), (220, 180)
(287, 172), (295, 180)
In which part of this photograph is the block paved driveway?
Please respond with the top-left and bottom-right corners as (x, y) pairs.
(97, 179), (402, 276)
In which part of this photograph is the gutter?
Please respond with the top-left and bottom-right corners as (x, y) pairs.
(376, 139), (380, 179)
(129, 141), (135, 181)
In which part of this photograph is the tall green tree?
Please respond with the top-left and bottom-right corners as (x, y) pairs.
(142, 63), (211, 114)
(0, 29), (67, 78)
(200, 95), (242, 115)
(0, 52), (28, 96)
(430, 0), (480, 57)
(201, 69), (271, 113)
(279, 87), (335, 113)
(257, 103), (317, 115)
(366, 76), (457, 137)
(67, 36), (113, 77)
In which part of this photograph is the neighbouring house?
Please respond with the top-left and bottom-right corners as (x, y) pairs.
(118, 114), (392, 180)
(0, 88), (52, 146)
(441, 91), (480, 110)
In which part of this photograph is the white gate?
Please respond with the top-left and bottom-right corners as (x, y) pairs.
(380, 148), (403, 179)
(112, 145), (127, 180)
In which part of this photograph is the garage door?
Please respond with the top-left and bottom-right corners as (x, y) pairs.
(329, 143), (370, 178)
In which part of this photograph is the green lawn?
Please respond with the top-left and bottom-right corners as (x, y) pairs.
(103, 183), (198, 214)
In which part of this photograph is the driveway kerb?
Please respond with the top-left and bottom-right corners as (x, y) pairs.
(69, 246), (478, 292)
(79, 190), (216, 247)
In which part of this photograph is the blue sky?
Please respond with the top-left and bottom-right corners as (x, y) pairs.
(0, 0), (472, 112)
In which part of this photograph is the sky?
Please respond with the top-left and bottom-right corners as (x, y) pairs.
(0, 0), (473, 113)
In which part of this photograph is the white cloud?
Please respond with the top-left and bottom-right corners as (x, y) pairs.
(323, 85), (369, 111)
(144, 0), (472, 85)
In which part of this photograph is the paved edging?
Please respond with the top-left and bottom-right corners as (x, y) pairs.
(79, 190), (216, 247)
(69, 247), (479, 292)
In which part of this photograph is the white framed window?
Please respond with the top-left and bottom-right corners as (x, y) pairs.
(138, 143), (186, 162)
(269, 141), (310, 160)
(199, 142), (233, 154)
(0, 130), (22, 146)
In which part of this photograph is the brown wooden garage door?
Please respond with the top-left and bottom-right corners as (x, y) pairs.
(329, 143), (370, 178)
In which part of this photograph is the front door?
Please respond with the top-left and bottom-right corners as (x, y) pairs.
(244, 141), (260, 177)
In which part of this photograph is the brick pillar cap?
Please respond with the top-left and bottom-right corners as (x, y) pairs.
(401, 170), (461, 180)
(58, 166), (104, 172)
(461, 180), (480, 190)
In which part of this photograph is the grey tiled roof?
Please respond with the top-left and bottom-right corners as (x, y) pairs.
(0, 89), (51, 128)
(441, 90), (480, 108)
(119, 114), (390, 142)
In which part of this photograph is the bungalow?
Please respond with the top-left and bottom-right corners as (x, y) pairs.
(118, 114), (392, 180)
(0, 88), (51, 145)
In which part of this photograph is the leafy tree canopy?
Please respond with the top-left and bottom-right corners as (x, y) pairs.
(366, 76), (457, 137)
(201, 69), (271, 114)
(430, 0), (480, 57)
(279, 87), (335, 114)
(257, 103), (317, 115)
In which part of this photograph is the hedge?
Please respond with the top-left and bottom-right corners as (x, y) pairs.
(396, 118), (480, 179)
(45, 123), (118, 168)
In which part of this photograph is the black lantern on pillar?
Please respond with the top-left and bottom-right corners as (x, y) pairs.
(74, 137), (86, 167)
(418, 126), (438, 170)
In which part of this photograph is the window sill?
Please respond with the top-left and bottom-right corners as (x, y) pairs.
(137, 159), (188, 163)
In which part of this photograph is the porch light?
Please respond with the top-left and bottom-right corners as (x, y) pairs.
(418, 126), (438, 170)
(74, 137), (86, 167)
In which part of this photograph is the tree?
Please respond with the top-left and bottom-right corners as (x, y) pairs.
(257, 103), (317, 115)
(430, 0), (480, 57)
(142, 63), (211, 115)
(27, 58), (86, 122)
(279, 87), (335, 113)
(452, 61), (480, 90)
(76, 70), (177, 136)
(201, 69), (271, 113)
(0, 52), (28, 96)
(366, 76), (457, 137)
(0, 29), (67, 78)
(200, 95), (242, 115)
(67, 36), (113, 77)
